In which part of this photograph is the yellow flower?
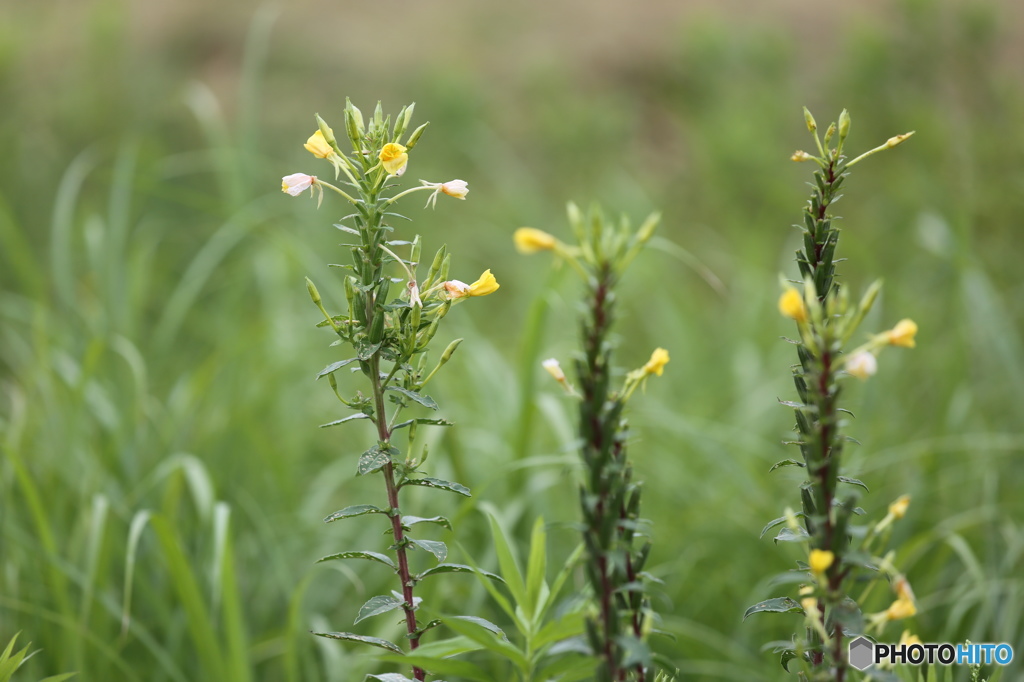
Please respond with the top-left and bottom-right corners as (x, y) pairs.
(514, 227), (558, 254)
(281, 173), (317, 196)
(442, 270), (500, 300)
(886, 319), (918, 348)
(642, 348), (670, 377)
(845, 351), (878, 380)
(779, 286), (807, 323)
(886, 596), (917, 621)
(379, 142), (409, 175)
(889, 494), (911, 519)
(468, 269), (499, 297)
(899, 630), (922, 647)
(809, 549), (835, 576)
(304, 130), (334, 159)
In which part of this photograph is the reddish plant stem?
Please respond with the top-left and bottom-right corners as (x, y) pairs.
(371, 349), (424, 680)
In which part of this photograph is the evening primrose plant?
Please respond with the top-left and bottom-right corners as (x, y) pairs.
(281, 100), (499, 682)
(516, 205), (670, 682)
(746, 109), (920, 682)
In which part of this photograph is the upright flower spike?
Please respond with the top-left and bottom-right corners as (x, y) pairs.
(284, 102), (491, 682)
(514, 227), (558, 254)
(379, 142), (409, 175)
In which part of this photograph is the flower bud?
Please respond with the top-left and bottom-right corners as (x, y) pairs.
(885, 131), (915, 149)
(791, 150), (814, 162)
(888, 494), (911, 519)
(404, 122), (429, 150)
(305, 277), (321, 305)
(838, 109), (851, 141)
(803, 107), (817, 132)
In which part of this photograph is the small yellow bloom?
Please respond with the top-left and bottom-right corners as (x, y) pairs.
(886, 319), (918, 348)
(468, 269), (499, 297)
(779, 287), (807, 324)
(542, 358), (565, 383)
(791, 150), (814, 162)
(886, 596), (917, 621)
(642, 348), (670, 377)
(379, 142), (409, 175)
(845, 351), (878, 380)
(304, 130), (334, 159)
(809, 549), (835, 575)
(899, 630), (922, 647)
(799, 585), (817, 614)
(889, 494), (911, 519)
(514, 227), (558, 254)
(443, 270), (500, 300)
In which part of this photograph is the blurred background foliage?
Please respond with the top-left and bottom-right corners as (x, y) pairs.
(1, 0), (1022, 679)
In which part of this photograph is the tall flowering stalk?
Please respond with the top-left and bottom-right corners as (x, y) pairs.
(517, 205), (666, 681)
(746, 109), (920, 681)
(282, 100), (497, 682)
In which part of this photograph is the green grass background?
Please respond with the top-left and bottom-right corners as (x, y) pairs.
(1, 0), (1022, 679)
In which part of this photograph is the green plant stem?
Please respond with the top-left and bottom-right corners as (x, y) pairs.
(361, 198), (426, 681)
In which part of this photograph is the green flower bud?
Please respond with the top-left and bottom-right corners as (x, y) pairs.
(803, 106), (817, 132)
(838, 109), (851, 141)
(305, 277), (321, 305)
(404, 122), (429, 151)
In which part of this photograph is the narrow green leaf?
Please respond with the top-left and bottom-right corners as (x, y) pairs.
(377, 656), (489, 681)
(316, 358), (357, 379)
(525, 517), (547, 618)
(367, 675), (415, 682)
(759, 512), (805, 539)
(312, 632), (402, 653)
(392, 418), (454, 430)
(409, 538), (447, 563)
(415, 563), (503, 583)
(485, 513), (527, 612)
(320, 413), (370, 428)
(355, 595), (404, 625)
(401, 477), (470, 497)
(838, 476), (869, 491)
(769, 459), (806, 472)
(447, 615), (507, 639)
(743, 597), (804, 619)
(316, 551), (396, 570)
(773, 526), (810, 544)
(384, 385), (439, 410)
(401, 514), (452, 530)
(324, 505), (382, 523)
(357, 446), (393, 476)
